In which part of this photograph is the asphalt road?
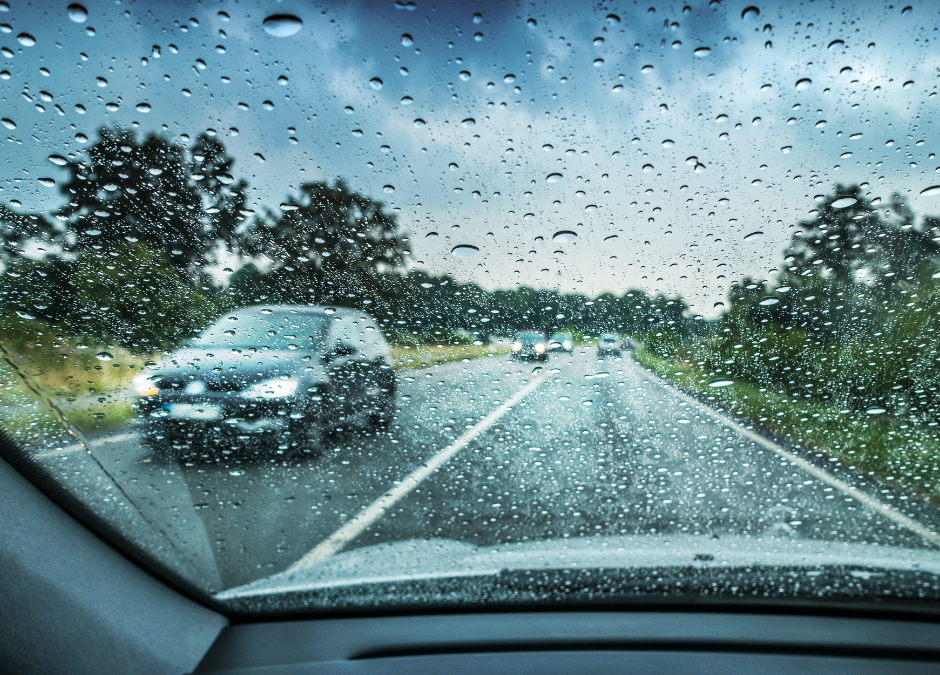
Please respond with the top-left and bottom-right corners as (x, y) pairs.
(28, 348), (940, 591)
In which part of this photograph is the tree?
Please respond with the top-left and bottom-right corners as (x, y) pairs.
(240, 180), (406, 303)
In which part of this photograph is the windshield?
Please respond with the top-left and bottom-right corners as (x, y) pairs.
(4, 0), (940, 615)
(191, 311), (329, 351)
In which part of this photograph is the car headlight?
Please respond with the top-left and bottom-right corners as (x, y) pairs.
(132, 373), (160, 397)
(534, 343), (545, 353)
(241, 378), (299, 399)
(512, 341), (523, 352)
(563, 340), (572, 350)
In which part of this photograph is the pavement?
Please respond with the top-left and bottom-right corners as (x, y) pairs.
(24, 347), (940, 592)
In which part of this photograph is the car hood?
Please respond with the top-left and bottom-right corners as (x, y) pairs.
(154, 348), (326, 387)
(215, 534), (940, 601)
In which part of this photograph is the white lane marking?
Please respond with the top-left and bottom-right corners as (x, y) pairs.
(635, 360), (940, 548)
(34, 431), (137, 460)
(289, 369), (552, 571)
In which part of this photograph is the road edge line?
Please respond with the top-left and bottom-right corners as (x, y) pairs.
(288, 369), (552, 571)
(635, 359), (940, 548)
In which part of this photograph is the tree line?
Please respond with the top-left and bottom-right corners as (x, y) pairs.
(0, 126), (695, 354)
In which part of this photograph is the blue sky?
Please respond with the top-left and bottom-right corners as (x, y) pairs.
(2, 0), (939, 314)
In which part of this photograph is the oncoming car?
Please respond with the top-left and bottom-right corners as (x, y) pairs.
(548, 332), (574, 353)
(510, 330), (548, 361)
(134, 306), (396, 456)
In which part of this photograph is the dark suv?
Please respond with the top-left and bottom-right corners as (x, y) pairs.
(134, 305), (396, 456)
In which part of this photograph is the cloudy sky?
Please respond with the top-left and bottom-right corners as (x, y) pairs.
(2, 0), (939, 314)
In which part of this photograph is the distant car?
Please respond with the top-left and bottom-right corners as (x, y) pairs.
(134, 305), (396, 456)
(596, 333), (622, 358)
(511, 330), (548, 361)
(548, 332), (574, 353)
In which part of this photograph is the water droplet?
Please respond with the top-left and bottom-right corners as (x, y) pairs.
(262, 14), (303, 37)
(106, 102), (119, 111)
(400, 96), (413, 105)
(903, 80), (914, 89)
(693, 47), (711, 57)
(369, 77), (383, 90)
(452, 245), (479, 258)
(743, 231), (764, 241)
(758, 296), (779, 306)
(553, 230), (577, 243)
(795, 78), (812, 90)
(741, 6), (759, 21)
(472, 12), (483, 24)
(254, 153), (265, 163)
(920, 186), (940, 197)
(461, 118), (475, 128)
(827, 39), (844, 50)
(48, 155), (67, 166)
(17, 33), (36, 46)
(262, 100), (274, 110)
(278, 75), (289, 85)
(413, 118), (426, 127)
(135, 102), (151, 113)
(546, 173), (563, 183)
(448, 163), (459, 171)
(662, 139), (675, 148)
(383, 185), (395, 194)
(401, 33), (413, 46)
(641, 64), (654, 73)
(593, 58), (604, 67)
(831, 197), (857, 209)
(96, 77), (108, 87)
(781, 145), (792, 153)
(38, 177), (55, 187)
(504, 74), (516, 83)
(67, 3), (88, 23)
(606, 13), (621, 24)
(901, 6), (912, 15)
(459, 70), (471, 81)
(866, 406), (887, 415)
(95, 351), (113, 361)
(542, 144), (553, 151)
(642, 164), (654, 172)
(474, 33), (483, 41)
(425, 232), (438, 239)
(526, 18), (537, 28)
(229, 468), (247, 476)
(1, 118), (15, 129)
(708, 378), (734, 388)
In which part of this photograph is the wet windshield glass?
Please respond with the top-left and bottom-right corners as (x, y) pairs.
(3, 0), (940, 614)
(192, 312), (329, 351)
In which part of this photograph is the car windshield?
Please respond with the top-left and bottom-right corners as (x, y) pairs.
(517, 331), (546, 344)
(191, 311), (329, 351)
(4, 0), (940, 616)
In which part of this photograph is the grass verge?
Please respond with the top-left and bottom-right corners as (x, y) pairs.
(391, 343), (510, 371)
(633, 348), (940, 504)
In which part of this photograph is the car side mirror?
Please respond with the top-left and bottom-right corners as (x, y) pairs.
(323, 344), (356, 363)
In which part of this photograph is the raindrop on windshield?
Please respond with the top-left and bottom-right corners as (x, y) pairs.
(546, 173), (563, 183)
(95, 352), (113, 361)
(452, 245), (479, 258)
(553, 231), (577, 243)
(743, 231), (764, 241)
(426, 232), (438, 240)
(866, 406), (887, 415)
(1, 118), (16, 129)
(831, 197), (858, 209)
(693, 47), (711, 57)
(461, 118), (475, 128)
(662, 139), (675, 148)
(401, 33), (413, 46)
(758, 297), (779, 306)
(67, 3), (88, 23)
(920, 186), (940, 197)
(413, 118), (425, 127)
(709, 378), (734, 387)
(262, 14), (303, 37)
(136, 103), (151, 113)
(527, 18), (537, 28)
(828, 39), (844, 50)
(48, 155), (67, 165)
(17, 33), (36, 46)
(741, 6), (760, 21)
(369, 78), (383, 90)
(383, 185), (395, 194)
(795, 78), (812, 90)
